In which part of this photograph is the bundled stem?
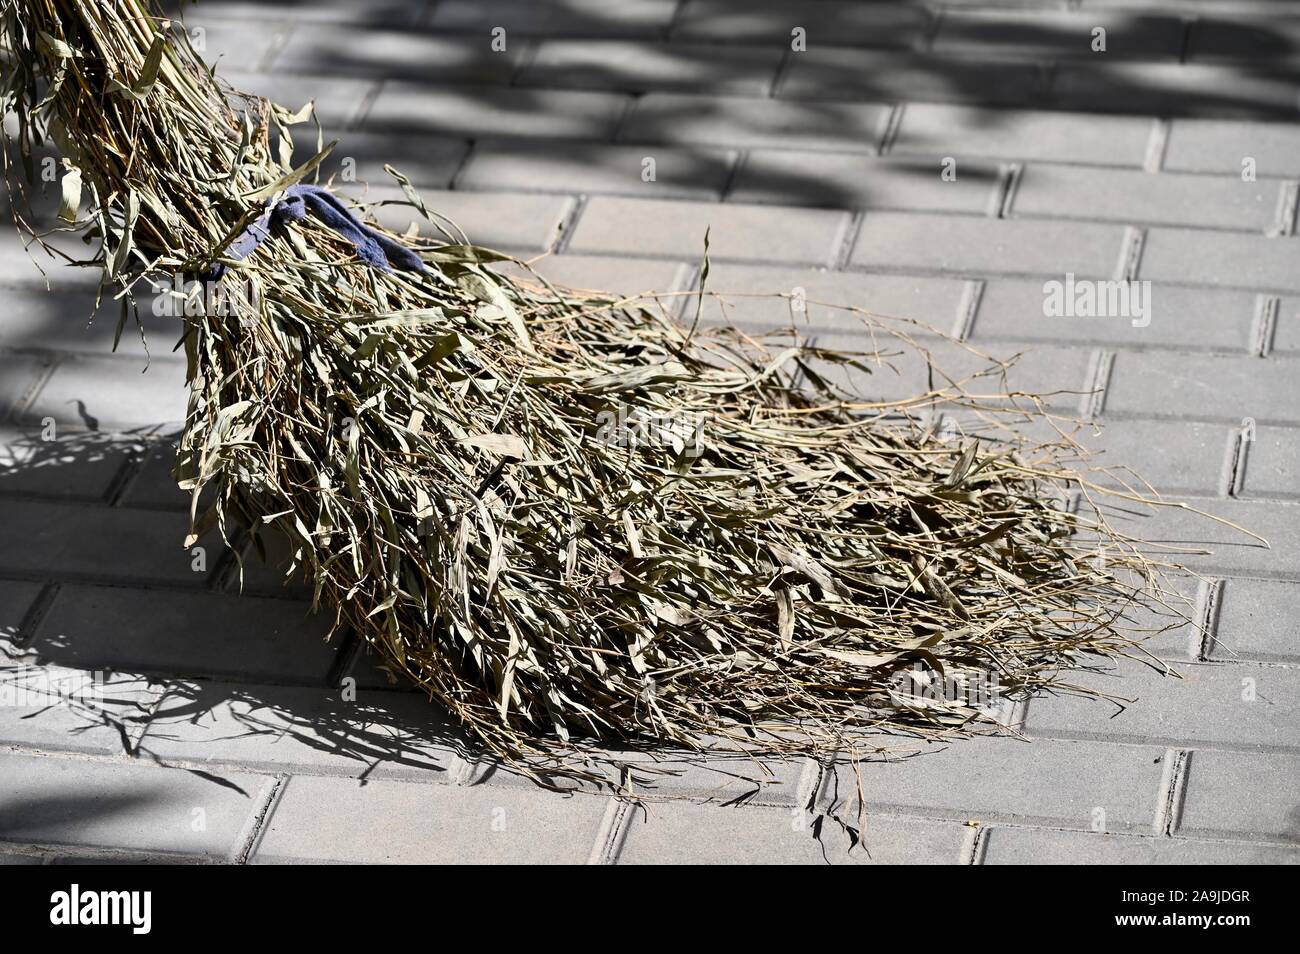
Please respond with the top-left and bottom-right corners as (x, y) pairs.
(2, 0), (1207, 786)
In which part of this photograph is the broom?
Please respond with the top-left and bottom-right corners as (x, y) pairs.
(1, 0), (1214, 786)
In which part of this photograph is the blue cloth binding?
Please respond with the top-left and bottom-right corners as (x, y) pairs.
(205, 184), (429, 280)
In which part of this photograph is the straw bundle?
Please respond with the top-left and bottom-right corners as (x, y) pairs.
(1, 0), (1211, 785)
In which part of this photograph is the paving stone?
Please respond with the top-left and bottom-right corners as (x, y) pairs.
(313, 131), (470, 191)
(1025, 660), (1300, 750)
(271, 24), (526, 83)
(1164, 119), (1300, 176)
(780, 50), (1049, 107)
(0, 666), (160, 756)
(427, 0), (679, 36)
(567, 197), (850, 265)
(799, 338), (1094, 412)
(0, 285), (170, 358)
(115, 437), (190, 511)
(673, 0), (934, 49)
(851, 213), (1128, 279)
(817, 737), (1167, 831)
(971, 280), (1256, 351)
(982, 826), (1300, 863)
(894, 104), (1154, 166)
(363, 187), (573, 253)
(616, 803), (965, 864)
(496, 255), (690, 299)
(521, 40), (782, 95)
(731, 151), (1001, 212)
(169, 16), (288, 72)
(137, 681), (472, 780)
(364, 83), (630, 140)
(934, 11), (1185, 59)
(1050, 62), (1300, 119)
(457, 141), (735, 200)
(1077, 419), (1233, 497)
(1186, 18), (1300, 64)
(1240, 425), (1300, 498)
(0, 231), (96, 287)
(0, 751), (270, 858)
(230, 526), (315, 599)
(165, 0), (426, 26)
(1103, 352), (1300, 424)
(1274, 297), (1300, 354)
(0, 578), (41, 643)
(29, 583), (338, 682)
(620, 92), (891, 152)
(1210, 578), (1300, 663)
(1141, 229), (1300, 293)
(1011, 165), (1281, 230)
(1178, 749), (1300, 841)
(21, 354), (187, 432)
(0, 426), (141, 502)
(251, 774), (609, 863)
(608, 750), (812, 807)
(1093, 497), (1299, 577)
(221, 70), (378, 132)
(0, 353), (48, 424)
(0, 501), (213, 586)
(686, 264), (967, 333)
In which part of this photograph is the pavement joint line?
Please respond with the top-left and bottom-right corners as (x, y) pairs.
(831, 210), (864, 271)
(326, 627), (363, 690)
(991, 162), (1020, 219)
(767, 48), (792, 100)
(446, 138), (479, 191)
(104, 443), (152, 508)
(1142, 119), (1170, 173)
(509, 38), (542, 87)
(13, 581), (60, 650)
(0, 841), (211, 865)
(345, 79), (384, 132)
(0, 568), (329, 604)
(550, 193), (587, 255)
(608, 88), (641, 144)
(1223, 426), (1251, 498)
(1027, 727), (1300, 754)
(254, 21), (294, 73)
(1157, 749), (1192, 837)
(951, 278), (977, 343)
(1195, 579), (1225, 662)
(1119, 226), (1145, 282)
(588, 795), (634, 864)
(961, 824), (987, 865)
(1250, 293), (1280, 357)
(1268, 181), (1300, 237)
(4, 351), (57, 427)
(877, 103), (905, 156)
(716, 147), (746, 201)
(237, 773), (287, 865)
(1080, 348), (1113, 421)
(1177, 16), (1194, 65)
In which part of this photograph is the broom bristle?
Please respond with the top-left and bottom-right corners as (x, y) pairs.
(2, 0), (1216, 786)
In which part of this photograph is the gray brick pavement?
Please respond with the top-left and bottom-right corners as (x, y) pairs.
(3, 0), (1298, 866)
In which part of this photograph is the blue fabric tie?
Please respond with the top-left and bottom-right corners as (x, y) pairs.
(205, 184), (429, 280)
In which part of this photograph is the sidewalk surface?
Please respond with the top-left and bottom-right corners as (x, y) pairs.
(2, 0), (1298, 864)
